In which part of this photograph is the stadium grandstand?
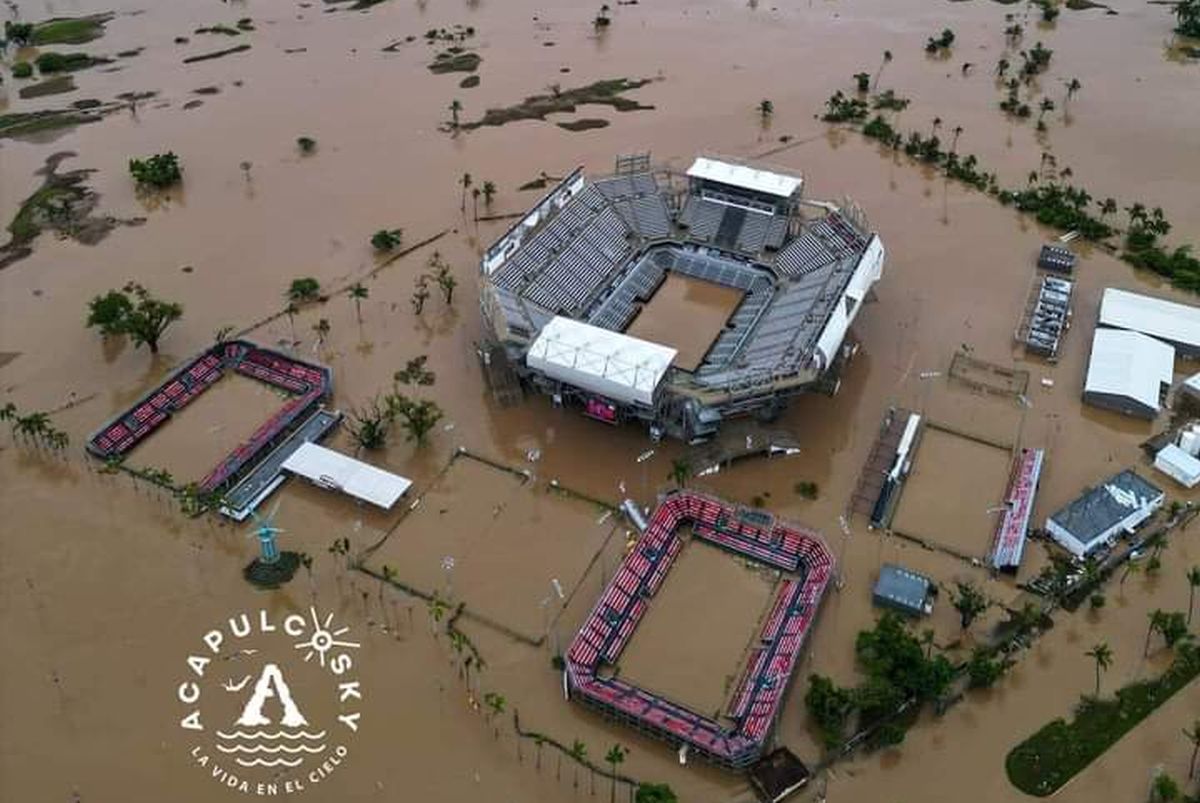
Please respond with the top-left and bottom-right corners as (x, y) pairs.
(479, 153), (886, 440)
(86, 341), (335, 503)
(565, 490), (834, 770)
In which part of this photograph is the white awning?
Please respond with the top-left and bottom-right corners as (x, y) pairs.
(686, 157), (802, 198)
(282, 442), (412, 509)
(1099, 288), (1200, 350)
(526, 316), (677, 406)
(1084, 329), (1174, 413)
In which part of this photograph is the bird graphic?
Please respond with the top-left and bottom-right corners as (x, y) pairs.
(222, 675), (252, 693)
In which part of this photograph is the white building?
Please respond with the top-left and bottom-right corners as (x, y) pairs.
(1155, 444), (1200, 489)
(1045, 470), (1165, 558)
(1082, 328), (1174, 419)
(1099, 288), (1200, 358)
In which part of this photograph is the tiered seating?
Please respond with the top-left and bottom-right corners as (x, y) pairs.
(564, 490), (834, 770)
(86, 341), (334, 495)
(775, 229), (836, 276)
(679, 197), (724, 240)
(764, 215), (789, 250)
(525, 206), (633, 313)
(736, 212), (773, 254)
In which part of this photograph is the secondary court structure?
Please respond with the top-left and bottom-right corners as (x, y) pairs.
(479, 154), (886, 440)
(564, 490), (834, 770)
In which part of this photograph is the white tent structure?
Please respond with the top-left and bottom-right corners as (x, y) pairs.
(686, 157), (802, 199)
(1099, 288), (1200, 356)
(1082, 329), (1174, 419)
(526, 317), (677, 407)
(281, 442), (412, 509)
(1155, 444), (1200, 489)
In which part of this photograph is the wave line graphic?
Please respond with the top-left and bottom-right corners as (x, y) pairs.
(216, 743), (327, 755)
(234, 757), (304, 768)
(214, 730), (327, 740)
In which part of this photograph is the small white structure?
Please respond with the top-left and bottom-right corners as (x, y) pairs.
(686, 157), (803, 199)
(1155, 444), (1200, 489)
(281, 442), (412, 509)
(1082, 329), (1175, 419)
(526, 316), (677, 407)
(1180, 373), (1200, 405)
(1045, 469), (1165, 558)
(1099, 288), (1200, 357)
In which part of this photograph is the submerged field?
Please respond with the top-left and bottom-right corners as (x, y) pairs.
(1, 0), (1198, 802)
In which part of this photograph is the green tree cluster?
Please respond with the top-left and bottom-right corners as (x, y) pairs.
(129, 152), (183, 189)
(86, 282), (183, 354)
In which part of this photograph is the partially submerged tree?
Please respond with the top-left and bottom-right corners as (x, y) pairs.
(86, 282), (183, 354)
(129, 152), (183, 189)
(348, 282), (369, 322)
(951, 581), (990, 632)
(287, 277), (321, 303)
(371, 228), (403, 252)
(758, 98), (774, 119)
(1084, 642), (1112, 697)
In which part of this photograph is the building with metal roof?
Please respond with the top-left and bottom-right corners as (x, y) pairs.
(1155, 444), (1200, 489)
(1045, 469), (1165, 558)
(479, 154), (885, 440)
(872, 564), (935, 617)
(281, 442), (412, 509)
(1099, 288), (1200, 357)
(1082, 328), (1174, 419)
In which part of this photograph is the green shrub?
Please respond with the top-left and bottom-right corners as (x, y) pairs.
(129, 153), (183, 188)
(11, 61), (33, 79)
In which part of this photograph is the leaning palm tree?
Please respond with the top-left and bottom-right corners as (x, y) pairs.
(348, 282), (369, 322)
(1187, 567), (1200, 626)
(1085, 642), (1112, 697)
(605, 744), (627, 803)
(1145, 609), (1168, 656)
(1185, 719), (1200, 779)
(873, 49), (892, 90)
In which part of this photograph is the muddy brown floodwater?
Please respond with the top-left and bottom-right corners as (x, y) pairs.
(2, 0), (1198, 802)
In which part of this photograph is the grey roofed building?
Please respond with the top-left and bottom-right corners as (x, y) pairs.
(1038, 244), (1076, 273)
(1045, 469), (1165, 558)
(872, 564), (935, 617)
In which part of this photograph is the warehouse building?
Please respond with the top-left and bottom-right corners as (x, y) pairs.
(1082, 328), (1174, 419)
(1045, 470), (1165, 558)
(1098, 288), (1200, 358)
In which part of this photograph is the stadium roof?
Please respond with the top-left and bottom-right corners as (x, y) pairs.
(526, 316), (677, 406)
(1099, 288), (1200, 351)
(282, 442), (412, 509)
(687, 157), (802, 199)
(1084, 328), (1174, 414)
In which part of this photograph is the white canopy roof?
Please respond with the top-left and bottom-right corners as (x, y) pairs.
(526, 317), (677, 406)
(1155, 444), (1200, 489)
(1084, 329), (1174, 413)
(686, 157), (802, 199)
(1099, 288), (1200, 350)
(282, 442), (412, 509)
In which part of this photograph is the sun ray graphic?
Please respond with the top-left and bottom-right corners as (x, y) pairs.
(293, 606), (361, 667)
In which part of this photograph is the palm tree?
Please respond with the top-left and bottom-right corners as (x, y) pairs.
(1065, 77), (1081, 103)
(380, 564), (397, 616)
(471, 186), (481, 221)
(312, 318), (330, 348)
(873, 49), (892, 90)
(427, 593), (448, 634)
(1184, 719), (1200, 778)
(1037, 97), (1055, 124)
(995, 57), (1010, 77)
(1145, 609), (1167, 656)
(348, 282), (369, 322)
(568, 739), (588, 790)
(668, 457), (690, 488)
(1085, 642), (1112, 697)
(1188, 567), (1200, 625)
(758, 99), (774, 119)
(930, 116), (942, 138)
(950, 125), (964, 154)
(1125, 202), (1147, 228)
(921, 628), (935, 659)
(284, 302), (299, 345)
(449, 99), (462, 128)
(1099, 197), (1117, 221)
(412, 274), (431, 314)
(483, 691), (506, 738)
(482, 180), (497, 208)
(460, 172), (472, 213)
(605, 744), (627, 803)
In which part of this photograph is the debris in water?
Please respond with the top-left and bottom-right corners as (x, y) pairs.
(636, 449), (655, 463)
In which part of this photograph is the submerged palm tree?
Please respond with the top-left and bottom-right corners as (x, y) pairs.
(873, 49), (892, 90)
(348, 282), (369, 322)
(1085, 642), (1112, 697)
(449, 98), (463, 128)
(1188, 566), (1200, 625)
(1185, 719), (1200, 779)
(605, 744), (627, 803)
(668, 457), (690, 488)
(460, 172), (473, 213)
(758, 99), (774, 119)
(482, 180), (497, 208)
